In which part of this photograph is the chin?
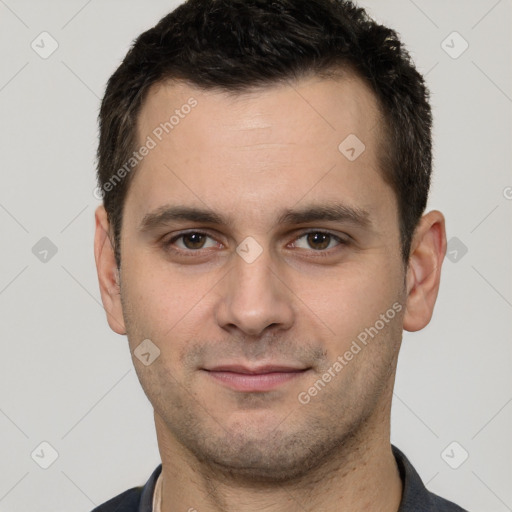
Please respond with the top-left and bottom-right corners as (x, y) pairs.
(178, 418), (354, 484)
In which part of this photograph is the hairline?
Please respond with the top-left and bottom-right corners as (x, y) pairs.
(111, 65), (404, 267)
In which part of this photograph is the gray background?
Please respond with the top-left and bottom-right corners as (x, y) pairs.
(0, 0), (511, 511)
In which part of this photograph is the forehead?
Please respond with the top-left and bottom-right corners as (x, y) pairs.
(138, 72), (382, 150)
(126, 72), (392, 229)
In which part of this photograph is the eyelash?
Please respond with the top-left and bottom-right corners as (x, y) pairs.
(163, 230), (349, 258)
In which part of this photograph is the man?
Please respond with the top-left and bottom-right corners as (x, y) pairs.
(92, 0), (468, 510)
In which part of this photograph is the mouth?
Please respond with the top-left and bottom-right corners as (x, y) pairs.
(203, 364), (311, 392)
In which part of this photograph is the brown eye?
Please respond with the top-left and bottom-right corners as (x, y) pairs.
(180, 232), (208, 249)
(306, 232), (332, 250)
(163, 230), (223, 258)
(291, 231), (342, 251)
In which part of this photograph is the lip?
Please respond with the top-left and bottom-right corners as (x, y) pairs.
(203, 364), (310, 392)
(206, 364), (307, 374)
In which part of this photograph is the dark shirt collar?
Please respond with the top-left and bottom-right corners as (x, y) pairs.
(393, 444), (435, 511)
(136, 445), (465, 511)
(139, 464), (161, 511)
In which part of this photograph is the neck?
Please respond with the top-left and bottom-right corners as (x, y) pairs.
(154, 411), (402, 512)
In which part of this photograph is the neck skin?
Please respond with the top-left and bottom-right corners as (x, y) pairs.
(154, 383), (402, 512)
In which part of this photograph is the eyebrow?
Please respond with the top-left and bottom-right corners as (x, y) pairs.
(139, 203), (372, 233)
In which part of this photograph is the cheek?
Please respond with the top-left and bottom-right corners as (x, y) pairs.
(297, 257), (402, 347)
(121, 258), (182, 337)
(120, 251), (221, 352)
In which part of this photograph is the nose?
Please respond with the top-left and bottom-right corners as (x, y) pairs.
(214, 244), (295, 337)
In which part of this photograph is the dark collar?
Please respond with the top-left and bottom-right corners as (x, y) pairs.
(138, 464), (161, 511)
(393, 445), (466, 511)
(136, 445), (466, 511)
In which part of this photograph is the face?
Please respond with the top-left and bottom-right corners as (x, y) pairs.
(96, 73), (436, 482)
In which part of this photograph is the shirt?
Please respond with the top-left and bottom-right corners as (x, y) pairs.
(91, 445), (469, 511)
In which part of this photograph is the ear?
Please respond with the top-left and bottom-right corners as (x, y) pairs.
(403, 210), (447, 332)
(94, 205), (126, 335)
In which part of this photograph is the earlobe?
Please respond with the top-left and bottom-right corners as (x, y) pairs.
(94, 205), (127, 335)
(403, 210), (447, 332)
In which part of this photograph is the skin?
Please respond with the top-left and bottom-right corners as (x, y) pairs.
(95, 72), (447, 512)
